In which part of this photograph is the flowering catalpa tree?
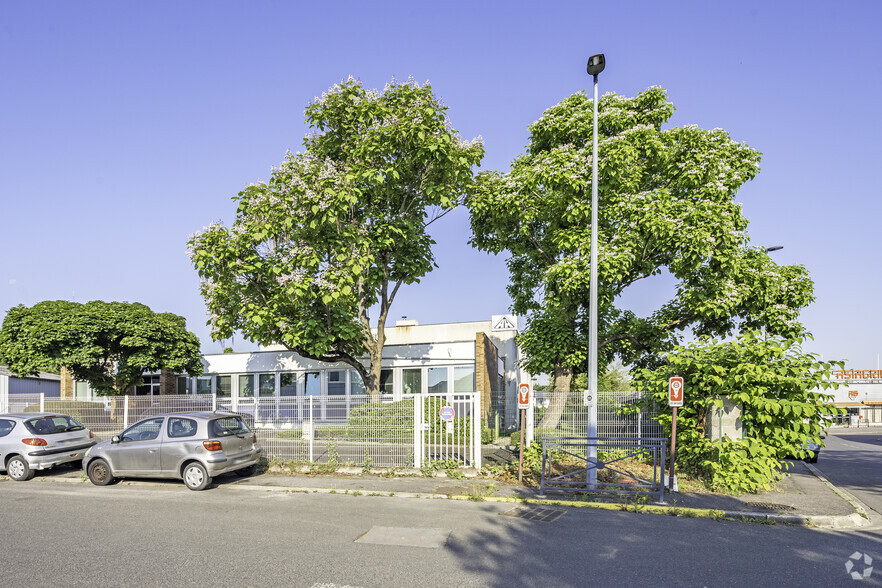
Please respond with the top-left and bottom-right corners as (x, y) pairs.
(189, 78), (484, 398)
(468, 87), (814, 428)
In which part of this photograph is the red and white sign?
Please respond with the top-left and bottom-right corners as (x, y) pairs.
(668, 376), (684, 407)
(439, 406), (455, 422)
(518, 383), (532, 409)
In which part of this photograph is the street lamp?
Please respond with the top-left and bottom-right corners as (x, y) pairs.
(764, 246), (783, 253)
(586, 53), (604, 489)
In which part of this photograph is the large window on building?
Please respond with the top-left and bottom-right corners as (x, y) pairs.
(402, 368), (422, 395)
(259, 374), (275, 397)
(351, 371), (365, 395)
(380, 369), (394, 395)
(280, 373), (297, 396)
(304, 372), (321, 396)
(216, 375), (231, 397)
(454, 366), (475, 393)
(196, 376), (212, 395)
(135, 375), (160, 396)
(428, 367), (448, 394)
(238, 374), (255, 397)
(328, 370), (346, 395)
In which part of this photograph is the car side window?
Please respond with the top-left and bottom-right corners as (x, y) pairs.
(0, 419), (15, 437)
(167, 418), (197, 439)
(121, 418), (164, 442)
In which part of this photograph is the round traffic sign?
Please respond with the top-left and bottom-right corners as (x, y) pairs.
(439, 406), (455, 422)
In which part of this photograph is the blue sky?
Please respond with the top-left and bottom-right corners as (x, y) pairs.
(1, 1), (879, 368)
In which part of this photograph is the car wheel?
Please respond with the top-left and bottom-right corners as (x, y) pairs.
(7, 456), (35, 481)
(806, 452), (819, 464)
(234, 465), (256, 477)
(87, 459), (114, 486)
(183, 462), (212, 491)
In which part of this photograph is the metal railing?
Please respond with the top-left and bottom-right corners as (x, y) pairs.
(538, 436), (667, 503)
(2, 392), (481, 470)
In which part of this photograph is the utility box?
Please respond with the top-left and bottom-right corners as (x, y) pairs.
(706, 396), (743, 442)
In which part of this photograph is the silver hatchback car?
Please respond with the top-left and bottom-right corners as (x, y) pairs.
(0, 413), (96, 481)
(83, 411), (262, 490)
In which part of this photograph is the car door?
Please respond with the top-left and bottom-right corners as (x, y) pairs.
(105, 417), (165, 475)
(0, 418), (17, 468)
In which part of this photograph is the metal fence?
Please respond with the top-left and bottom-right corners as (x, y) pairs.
(2, 392), (481, 470)
(531, 390), (663, 441)
(537, 436), (667, 502)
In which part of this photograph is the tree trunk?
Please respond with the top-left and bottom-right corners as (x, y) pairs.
(537, 364), (573, 431)
(365, 344), (383, 401)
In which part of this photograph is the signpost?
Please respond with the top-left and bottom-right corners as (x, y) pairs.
(668, 376), (684, 492)
(518, 383), (531, 483)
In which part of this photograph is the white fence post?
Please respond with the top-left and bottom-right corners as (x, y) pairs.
(473, 393), (482, 469)
(211, 393), (217, 412)
(39, 393), (45, 412)
(413, 394), (421, 469)
(308, 397), (314, 463)
(0, 373), (8, 413)
(526, 399), (534, 448)
(123, 395), (129, 428)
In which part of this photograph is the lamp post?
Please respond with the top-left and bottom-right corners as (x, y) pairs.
(586, 53), (605, 489)
(764, 245), (783, 253)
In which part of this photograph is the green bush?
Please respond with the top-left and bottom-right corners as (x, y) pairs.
(633, 331), (844, 493)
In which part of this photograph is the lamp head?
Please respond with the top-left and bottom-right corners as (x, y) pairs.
(587, 54), (605, 76)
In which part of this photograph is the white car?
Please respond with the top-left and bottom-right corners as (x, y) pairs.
(0, 413), (96, 481)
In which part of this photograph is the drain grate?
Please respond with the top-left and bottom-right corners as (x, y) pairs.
(501, 505), (565, 522)
(743, 502), (797, 512)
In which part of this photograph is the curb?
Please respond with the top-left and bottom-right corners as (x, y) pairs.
(232, 483), (868, 528)
(4, 468), (872, 529)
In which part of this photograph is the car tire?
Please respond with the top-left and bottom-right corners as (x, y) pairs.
(87, 458), (114, 486)
(806, 452), (819, 464)
(7, 455), (35, 481)
(183, 462), (212, 491)
(234, 465), (256, 477)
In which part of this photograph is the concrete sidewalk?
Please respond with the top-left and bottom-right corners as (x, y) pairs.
(6, 459), (873, 529)
(228, 459), (872, 528)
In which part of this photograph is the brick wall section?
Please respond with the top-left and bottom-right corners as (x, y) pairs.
(60, 366), (74, 398)
(159, 368), (176, 395)
(475, 332), (499, 421)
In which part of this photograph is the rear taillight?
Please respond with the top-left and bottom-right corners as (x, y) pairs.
(203, 440), (223, 451)
(253, 432), (258, 443)
(89, 431), (95, 439)
(22, 438), (47, 446)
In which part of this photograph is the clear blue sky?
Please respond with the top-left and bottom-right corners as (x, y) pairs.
(1, 1), (879, 368)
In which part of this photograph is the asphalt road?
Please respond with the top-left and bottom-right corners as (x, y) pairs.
(1, 479), (880, 587)
(815, 429), (882, 518)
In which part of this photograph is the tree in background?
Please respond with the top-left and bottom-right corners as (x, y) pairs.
(189, 78), (484, 398)
(0, 300), (203, 395)
(633, 331), (841, 493)
(468, 87), (814, 428)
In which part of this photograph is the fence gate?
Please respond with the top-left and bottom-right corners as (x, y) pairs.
(413, 393), (481, 469)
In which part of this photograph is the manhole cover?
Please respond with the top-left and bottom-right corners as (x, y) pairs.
(743, 502), (797, 512)
(501, 505), (565, 522)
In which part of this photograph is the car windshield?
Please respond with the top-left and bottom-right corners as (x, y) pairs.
(24, 415), (85, 435)
(209, 416), (250, 437)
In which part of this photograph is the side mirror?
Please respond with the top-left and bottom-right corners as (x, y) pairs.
(112, 435), (121, 444)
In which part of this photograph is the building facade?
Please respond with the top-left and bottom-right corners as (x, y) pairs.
(65, 316), (527, 429)
(827, 369), (882, 425)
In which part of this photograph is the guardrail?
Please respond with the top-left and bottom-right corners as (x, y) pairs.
(538, 436), (667, 503)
